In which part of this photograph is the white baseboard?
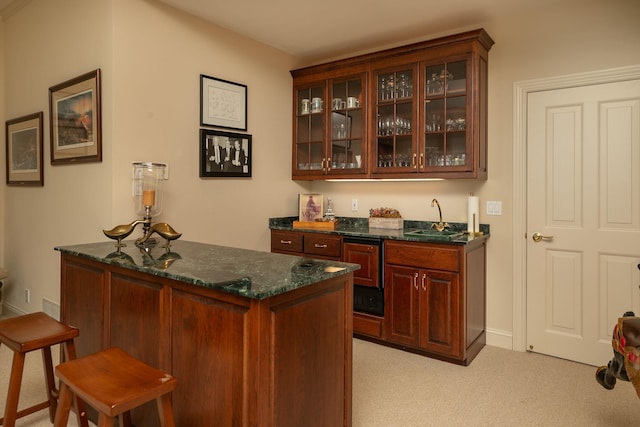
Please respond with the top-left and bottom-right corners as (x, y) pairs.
(2, 302), (26, 318)
(486, 327), (515, 350)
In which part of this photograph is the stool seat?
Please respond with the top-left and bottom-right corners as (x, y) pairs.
(0, 312), (79, 353)
(0, 312), (88, 427)
(54, 347), (177, 427)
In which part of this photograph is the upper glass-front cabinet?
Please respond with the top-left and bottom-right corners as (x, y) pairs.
(373, 67), (416, 173)
(291, 29), (493, 180)
(422, 60), (469, 171)
(293, 73), (367, 178)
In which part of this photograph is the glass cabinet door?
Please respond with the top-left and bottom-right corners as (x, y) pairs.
(423, 60), (468, 169)
(328, 77), (364, 173)
(374, 68), (415, 171)
(295, 85), (325, 173)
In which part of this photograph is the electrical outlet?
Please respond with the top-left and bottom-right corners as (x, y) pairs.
(351, 199), (359, 212)
(25, 288), (31, 304)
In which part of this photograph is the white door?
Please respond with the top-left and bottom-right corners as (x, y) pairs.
(526, 79), (640, 366)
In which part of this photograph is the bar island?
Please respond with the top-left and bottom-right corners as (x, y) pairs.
(56, 240), (358, 427)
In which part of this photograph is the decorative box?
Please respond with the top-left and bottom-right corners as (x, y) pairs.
(368, 217), (404, 230)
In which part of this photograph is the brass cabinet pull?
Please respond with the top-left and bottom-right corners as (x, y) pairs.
(280, 240), (292, 245)
(412, 153), (417, 168)
(314, 243), (328, 248)
(322, 158), (326, 172)
(419, 153), (424, 168)
(532, 232), (554, 242)
(421, 273), (427, 291)
(327, 157), (331, 172)
(413, 272), (419, 290)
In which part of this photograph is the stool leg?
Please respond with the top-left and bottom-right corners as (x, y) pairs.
(53, 382), (73, 427)
(97, 413), (116, 427)
(41, 345), (58, 422)
(156, 394), (176, 427)
(119, 411), (132, 427)
(3, 351), (26, 427)
(63, 339), (89, 427)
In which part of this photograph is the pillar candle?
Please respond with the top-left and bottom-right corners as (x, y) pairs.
(467, 195), (479, 233)
(142, 189), (156, 207)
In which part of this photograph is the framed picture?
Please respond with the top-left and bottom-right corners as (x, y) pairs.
(6, 112), (44, 186)
(299, 193), (323, 222)
(200, 129), (252, 178)
(49, 69), (102, 164)
(200, 74), (247, 131)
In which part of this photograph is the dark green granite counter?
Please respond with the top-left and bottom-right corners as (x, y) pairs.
(269, 216), (490, 244)
(55, 240), (359, 300)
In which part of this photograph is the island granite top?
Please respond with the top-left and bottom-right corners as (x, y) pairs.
(55, 240), (359, 300)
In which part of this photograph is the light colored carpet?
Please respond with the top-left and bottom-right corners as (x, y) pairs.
(353, 339), (640, 426)
(0, 344), (92, 426)
(1, 338), (639, 426)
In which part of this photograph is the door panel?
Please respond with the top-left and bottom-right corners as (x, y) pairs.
(527, 79), (640, 365)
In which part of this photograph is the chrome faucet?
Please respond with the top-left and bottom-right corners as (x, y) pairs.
(430, 198), (449, 232)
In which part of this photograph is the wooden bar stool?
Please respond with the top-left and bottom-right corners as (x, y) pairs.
(53, 347), (178, 427)
(0, 312), (88, 427)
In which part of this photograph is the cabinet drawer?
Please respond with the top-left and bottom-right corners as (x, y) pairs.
(271, 230), (303, 253)
(385, 241), (459, 272)
(304, 233), (342, 258)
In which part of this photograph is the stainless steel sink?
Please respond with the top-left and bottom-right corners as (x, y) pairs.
(404, 229), (465, 238)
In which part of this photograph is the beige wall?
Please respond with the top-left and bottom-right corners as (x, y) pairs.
(1, 0), (639, 350)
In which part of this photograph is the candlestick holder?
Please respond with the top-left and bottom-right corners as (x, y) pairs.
(103, 162), (181, 250)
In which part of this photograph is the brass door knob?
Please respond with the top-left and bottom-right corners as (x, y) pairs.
(532, 232), (554, 242)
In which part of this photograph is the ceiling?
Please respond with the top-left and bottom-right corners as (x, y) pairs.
(155, 0), (563, 63)
(0, 0), (563, 63)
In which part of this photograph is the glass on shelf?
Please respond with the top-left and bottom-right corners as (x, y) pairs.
(395, 71), (413, 99)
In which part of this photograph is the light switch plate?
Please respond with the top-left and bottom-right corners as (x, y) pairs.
(486, 201), (502, 216)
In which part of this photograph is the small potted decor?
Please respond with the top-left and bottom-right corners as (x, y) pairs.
(368, 207), (403, 230)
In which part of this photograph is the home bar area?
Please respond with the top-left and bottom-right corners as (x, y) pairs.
(56, 240), (358, 427)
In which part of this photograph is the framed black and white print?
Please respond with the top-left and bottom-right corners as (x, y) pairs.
(6, 112), (44, 186)
(200, 129), (252, 178)
(49, 69), (102, 164)
(200, 74), (247, 130)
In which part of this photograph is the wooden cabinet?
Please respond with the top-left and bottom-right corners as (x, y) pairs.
(343, 241), (379, 288)
(293, 69), (369, 179)
(271, 229), (342, 260)
(384, 239), (486, 365)
(60, 251), (353, 427)
(291, 28), (493, 180)
(343, 241), (384, 339)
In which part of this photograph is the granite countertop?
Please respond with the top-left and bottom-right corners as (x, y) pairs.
(269, 217), (490, 244)
(55, 240), (359, 300)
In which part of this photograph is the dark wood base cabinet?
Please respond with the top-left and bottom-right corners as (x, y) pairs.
(382, 239), (486, 365)
(60, 253), (353, 427)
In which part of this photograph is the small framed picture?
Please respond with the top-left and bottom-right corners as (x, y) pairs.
(200, 129), (252, 178)
(49, 69), (102, 164)
(6, 112), (44, 186)
(299, 194), (323, 222)
(200, 74), (247, 131)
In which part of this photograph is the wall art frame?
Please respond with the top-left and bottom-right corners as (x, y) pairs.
(200, 74), (247, 131)
(200, 129), (252, 178)
(6, 111), (44, 186)
(49, 68), (102, 164)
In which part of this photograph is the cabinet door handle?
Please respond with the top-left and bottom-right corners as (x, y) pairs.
(412, 153), (417, 168)
(280, 240), (292, 245)
(327, 157), (331, 172)
(413, 272), (419, 290)
(322, 158), (326, 172)
(315, 243), (328, 248)
(421, 273), (427, 291)
(419, 153), (424, 168)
